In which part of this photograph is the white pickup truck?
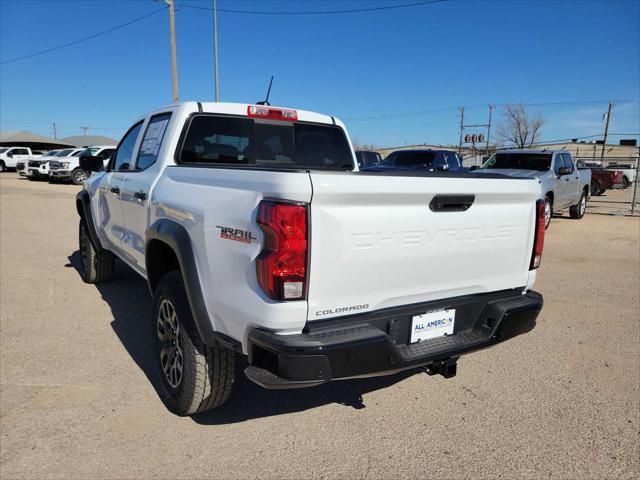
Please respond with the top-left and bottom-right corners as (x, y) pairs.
(27, 147), (85, 180)
(49, 145), (116, 184)
(0, 146), (34, 172)
(77, 102), (545, 415)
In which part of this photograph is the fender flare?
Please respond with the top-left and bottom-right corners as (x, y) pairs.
(76, 190), (104, 251)
(146, 219), (240, 350)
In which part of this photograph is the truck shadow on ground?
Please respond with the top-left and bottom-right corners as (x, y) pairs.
(67, 251), (420, 425)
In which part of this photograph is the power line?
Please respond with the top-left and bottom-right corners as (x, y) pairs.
(180, 0), (447, 15)
(0, 6), (168, 65)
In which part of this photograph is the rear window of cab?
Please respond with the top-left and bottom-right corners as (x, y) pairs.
(178, 114), (354, 171)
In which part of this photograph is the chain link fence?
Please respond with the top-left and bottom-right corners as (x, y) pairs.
(577, 157), (640, 216)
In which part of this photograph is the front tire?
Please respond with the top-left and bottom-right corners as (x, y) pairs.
(570, 191), (587, 219)
(0, 161), (5, 172)
(153, 271), (235, 416)
(79, 219), (114, 283)
(71, 168), (89, 185)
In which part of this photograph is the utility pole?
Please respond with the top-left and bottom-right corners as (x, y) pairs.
(165, 0), (179, 103)
(213, 0), (220, 101)
(485, 105), (493, 155)
(52, 123), (57, 140)
(600, 101), (612, 162)
(80, 126), (90, 136)
(458, 106), (465, 154)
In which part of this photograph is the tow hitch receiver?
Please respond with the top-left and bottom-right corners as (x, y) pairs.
(424, 357), (458, 379)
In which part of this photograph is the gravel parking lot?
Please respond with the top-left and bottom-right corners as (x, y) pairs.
(1, 175), (638, 479)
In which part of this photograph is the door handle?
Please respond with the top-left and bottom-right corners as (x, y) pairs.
(134, 191), (147, 201)
(110, 187), (120, 195)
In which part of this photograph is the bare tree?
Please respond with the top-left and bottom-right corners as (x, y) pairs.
(497, 104), (544, 148)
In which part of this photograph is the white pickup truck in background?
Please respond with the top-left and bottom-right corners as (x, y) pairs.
(27, 147), (84, 180)
(0, 146), (34, 172)
(76, 101), (545, 415)
(49, 145), (115, 184)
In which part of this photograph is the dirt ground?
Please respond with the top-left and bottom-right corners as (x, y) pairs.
(1, 175), (639, 479)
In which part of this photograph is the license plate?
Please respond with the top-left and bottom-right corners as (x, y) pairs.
(410, 309), (455, 343)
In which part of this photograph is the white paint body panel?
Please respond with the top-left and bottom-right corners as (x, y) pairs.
(307, 173), (541, 320)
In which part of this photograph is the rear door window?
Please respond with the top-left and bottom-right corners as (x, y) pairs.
(179, 114), (354, 170)
(136, 113), (171, 170)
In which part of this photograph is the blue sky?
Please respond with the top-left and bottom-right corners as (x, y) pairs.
(1, 0), (638, 147)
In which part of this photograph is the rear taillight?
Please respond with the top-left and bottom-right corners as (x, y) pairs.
(247, 105), (298, 122)
(530, 199), (546, 269)
(256, 200), (308, 301)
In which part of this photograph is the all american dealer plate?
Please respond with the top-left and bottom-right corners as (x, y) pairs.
(410, 309), (456, 343)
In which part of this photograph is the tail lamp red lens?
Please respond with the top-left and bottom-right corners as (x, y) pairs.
(530, 199), (546, 269)
(247, 105), (298, 122)
(256, 201), (308, 301)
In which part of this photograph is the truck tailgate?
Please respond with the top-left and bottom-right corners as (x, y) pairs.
(307, 172), (541, 321)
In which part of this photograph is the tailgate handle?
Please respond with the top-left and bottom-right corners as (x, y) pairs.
(429, 195), (475, 212)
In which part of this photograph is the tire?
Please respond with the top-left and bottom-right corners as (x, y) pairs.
(0, 161), (5, 172)
(78, 218), (114, 283)
(153, 271), (235, 416)
(543, 196), (552, 230)
(71, 168), (89, 185)
(570, 191), (587, 219)
(622, 177), (630, 189)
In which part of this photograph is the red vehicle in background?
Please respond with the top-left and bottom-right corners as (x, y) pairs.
(577, 161), (624, 196)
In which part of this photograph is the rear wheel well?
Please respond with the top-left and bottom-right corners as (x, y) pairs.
(146, 239), (180, 293)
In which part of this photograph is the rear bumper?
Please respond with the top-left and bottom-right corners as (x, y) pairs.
(245, 289), (543, 389)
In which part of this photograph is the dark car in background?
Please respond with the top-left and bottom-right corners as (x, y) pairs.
(363, 149), (465, 172)
(355, 150), (382, 169)
(576, 160), (625, 196)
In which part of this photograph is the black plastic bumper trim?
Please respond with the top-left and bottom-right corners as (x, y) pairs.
(246, 290), (543, 389)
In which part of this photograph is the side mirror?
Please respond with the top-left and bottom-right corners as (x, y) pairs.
(469, 165), (479, 171)
(79, 155), (104, 172)
(436, 164), (449, 172)
(558, 167), (572, 176)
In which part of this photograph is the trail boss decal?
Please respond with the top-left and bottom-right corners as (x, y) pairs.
(215, 226), (257, 244)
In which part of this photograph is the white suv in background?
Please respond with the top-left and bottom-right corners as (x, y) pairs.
(49, 145), (115, 184)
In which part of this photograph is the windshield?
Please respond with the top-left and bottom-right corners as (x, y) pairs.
(53, 149), (75, 157)
(180, 115), (354, 170)
(382, 151), (436, 166)
(482, 153), (552, 171)
(0, 148), (8, 154)
(43, 150), (60, 157)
